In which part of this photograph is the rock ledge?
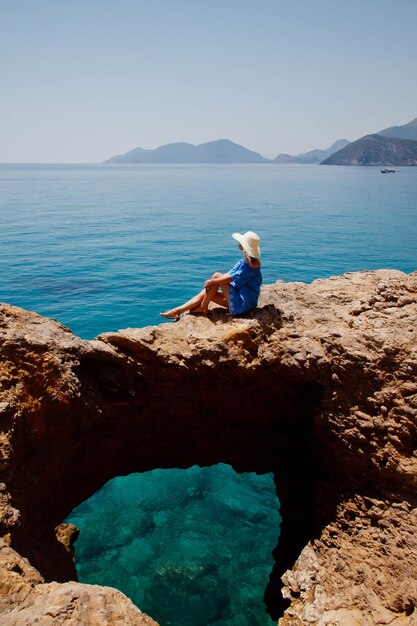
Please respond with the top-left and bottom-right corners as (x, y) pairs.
(1, 269), (417, 625)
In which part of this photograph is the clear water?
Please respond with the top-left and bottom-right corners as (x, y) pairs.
(1, 164), (415, 338)
(68, 466), (279, 626)
(1, 164), (416, 624)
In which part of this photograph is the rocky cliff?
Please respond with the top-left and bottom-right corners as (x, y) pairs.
(1, 269), (417, 625)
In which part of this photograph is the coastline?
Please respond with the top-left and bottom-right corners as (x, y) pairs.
(1, 269), (417, 624)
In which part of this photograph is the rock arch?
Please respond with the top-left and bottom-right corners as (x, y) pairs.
(1, 269), (417, 624)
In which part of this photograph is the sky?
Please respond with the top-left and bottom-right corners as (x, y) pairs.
(1, 0), (417, 163)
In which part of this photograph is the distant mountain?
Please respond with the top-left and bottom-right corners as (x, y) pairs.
(273, 139), (350, 164)
(105, 139), (269, 164)
(378, 117), (417, 141)
(321, 134), (417, 166)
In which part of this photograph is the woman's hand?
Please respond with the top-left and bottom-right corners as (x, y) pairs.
(204, 273), (232, 289)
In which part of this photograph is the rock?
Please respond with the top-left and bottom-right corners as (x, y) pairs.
(0, 269), (417, 624)
(0, 541), (158, 625)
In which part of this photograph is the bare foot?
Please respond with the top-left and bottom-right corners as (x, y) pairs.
(189, 306), (209, 315)
(160, 310), (180, 319)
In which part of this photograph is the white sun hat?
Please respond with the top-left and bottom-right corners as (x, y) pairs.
(232, 231), (261, 259)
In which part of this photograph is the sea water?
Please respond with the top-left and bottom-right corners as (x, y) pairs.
(1, 164), (416, 624)
(1, 164), (415, 338)
(68, 466), (278, 626)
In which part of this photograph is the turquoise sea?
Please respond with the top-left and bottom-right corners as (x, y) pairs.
(1, 164), (416, 625)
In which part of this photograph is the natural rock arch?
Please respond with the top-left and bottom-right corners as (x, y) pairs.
(1, 269), (417, 624)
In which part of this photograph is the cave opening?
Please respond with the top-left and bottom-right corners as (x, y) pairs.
(65, 464), (281, 626)
(8, 350), (322, 624)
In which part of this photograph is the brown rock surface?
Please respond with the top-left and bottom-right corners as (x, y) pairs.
(0, 540), (158, 625)
(0, 269), (416, 624)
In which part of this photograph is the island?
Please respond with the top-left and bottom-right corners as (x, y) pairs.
(321, 134), (417, 166)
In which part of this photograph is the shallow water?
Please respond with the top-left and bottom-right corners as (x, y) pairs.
(1, 163), (416, 624)
(68, 466), (280, 626)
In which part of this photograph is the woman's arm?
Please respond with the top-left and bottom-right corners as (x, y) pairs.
(204, 273), (231, 288)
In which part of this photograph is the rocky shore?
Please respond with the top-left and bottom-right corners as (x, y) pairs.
(1, 269), (416, 625)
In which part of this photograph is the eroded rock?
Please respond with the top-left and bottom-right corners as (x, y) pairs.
(0, 269), (416, 624)
(0, 540), (158, 625)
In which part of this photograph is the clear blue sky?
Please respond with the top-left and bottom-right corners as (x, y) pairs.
(1, 0), (416, 162)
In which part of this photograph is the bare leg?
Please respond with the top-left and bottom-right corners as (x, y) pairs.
(190, 276), (229, 314)
(220, 283), (229, 307)
(160, 289), (206, 318)
(161, 273), (229, 319)
(191, 284), (218, 313)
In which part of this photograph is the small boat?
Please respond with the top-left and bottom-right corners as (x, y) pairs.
(381, 168), (396, 173)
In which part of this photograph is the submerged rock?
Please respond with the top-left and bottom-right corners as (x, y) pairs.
(0, 269), (417, 624)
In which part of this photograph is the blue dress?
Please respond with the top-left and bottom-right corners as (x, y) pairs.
(228, 259), (262, 315)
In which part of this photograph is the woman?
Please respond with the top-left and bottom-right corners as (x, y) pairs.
(160, 231), (262, 319)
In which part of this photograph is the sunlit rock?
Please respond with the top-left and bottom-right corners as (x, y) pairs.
(1, 269), (417, 624)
